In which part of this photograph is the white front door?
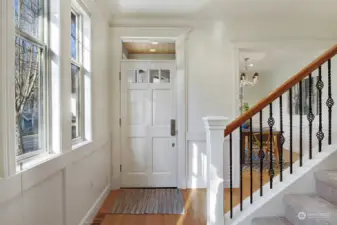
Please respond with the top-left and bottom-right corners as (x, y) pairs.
(121, 61), (177, 188)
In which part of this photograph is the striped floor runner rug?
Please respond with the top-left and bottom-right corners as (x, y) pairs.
(110, 188), (185, 214)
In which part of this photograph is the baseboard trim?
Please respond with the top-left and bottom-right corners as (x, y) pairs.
(79, 185), (111, 225)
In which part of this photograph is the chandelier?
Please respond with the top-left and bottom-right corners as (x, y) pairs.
(240, 58), (259, 87)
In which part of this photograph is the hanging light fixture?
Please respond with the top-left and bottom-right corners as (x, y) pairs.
(241, 58), (259, 86)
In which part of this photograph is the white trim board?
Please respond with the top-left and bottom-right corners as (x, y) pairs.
(109, 27), (191, 189)
(79, 185), (110, 225)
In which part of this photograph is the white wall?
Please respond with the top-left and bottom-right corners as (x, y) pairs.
(0, 0), (111, 224)
(186, 23), (237, 188)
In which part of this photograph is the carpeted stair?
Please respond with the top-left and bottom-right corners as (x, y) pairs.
(252, 170), (337, 225)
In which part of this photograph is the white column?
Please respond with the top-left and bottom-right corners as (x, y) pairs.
(203, 116), (229, 225)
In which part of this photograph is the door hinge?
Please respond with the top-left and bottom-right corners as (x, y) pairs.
(119, 72), (121, 81)
(120, 164), (122, 172)
(119, 118), (122, 126)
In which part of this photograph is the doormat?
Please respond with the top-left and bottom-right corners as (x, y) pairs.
(110, 188), (185, 215)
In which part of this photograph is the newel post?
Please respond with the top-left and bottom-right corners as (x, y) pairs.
(203, 116), (229, 225)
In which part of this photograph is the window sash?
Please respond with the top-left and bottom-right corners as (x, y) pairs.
(14, 0), (49, 161)
(70, 6), (85, 144)
(15, 36), (48, 160)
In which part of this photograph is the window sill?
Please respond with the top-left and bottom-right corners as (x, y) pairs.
(72, 139), (92, 151)
(16, 152), (61, 173)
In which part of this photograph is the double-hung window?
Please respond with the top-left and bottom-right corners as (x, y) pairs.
(71, 7), (85, 143)
(14, 0), (48, 160)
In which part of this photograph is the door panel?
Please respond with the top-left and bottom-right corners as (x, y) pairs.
(152, 89), (172, 126)
(152, 138), (176, 172)
(122, 137), (148, 187)
(121, 61), (177, 188)
(127, 138), (147, 172)
(128, 90), (147, 126)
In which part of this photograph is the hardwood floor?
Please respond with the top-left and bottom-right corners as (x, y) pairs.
(94, 150), (298, 225)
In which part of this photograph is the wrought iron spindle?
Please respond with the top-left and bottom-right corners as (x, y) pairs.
(268, 103), (275, 189)
(229, 133), (233, 218)
(250, 118), (253, 204)
(240, 126), (243, 211)
(316, 66), (324, 152)
(299, 80), (303, 166)
(327, 59), (334, 145)
(259, 111), (264, 196)
(308, 74), (315, 157)
(289, 88), (293, 174)
(279, 96), (284, 182)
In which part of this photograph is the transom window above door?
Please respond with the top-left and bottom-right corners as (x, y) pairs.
(127, 69), (171, 83)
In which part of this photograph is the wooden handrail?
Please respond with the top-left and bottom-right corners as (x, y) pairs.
(225, 44), (337, 137)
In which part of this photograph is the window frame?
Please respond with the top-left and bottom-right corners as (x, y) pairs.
(70, 5), (85, 145)
(15, 0), (50, 162)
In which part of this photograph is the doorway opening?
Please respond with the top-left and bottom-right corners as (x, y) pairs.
(120, 39), (178, 188)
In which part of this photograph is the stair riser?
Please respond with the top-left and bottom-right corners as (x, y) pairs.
(316, 181), (337, 206)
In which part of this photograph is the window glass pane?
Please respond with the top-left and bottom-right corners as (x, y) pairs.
(15, 0), (19, 25)
(136, 69), (148, 83)
(161, 70), (170, 83)
(127, 70), (137, 83)
(16, 0), (42, 39)
(71, 12), (77, 60)
(15, 36), (44, 156)
(150, 70), (160, 83)
(71, 64), (81, 139)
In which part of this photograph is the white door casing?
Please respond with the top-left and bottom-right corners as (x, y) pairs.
(121, 61), (177, 187)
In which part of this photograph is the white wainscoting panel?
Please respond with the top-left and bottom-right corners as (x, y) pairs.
(23, 172), (64, 225)
(0, 140), (110, 225)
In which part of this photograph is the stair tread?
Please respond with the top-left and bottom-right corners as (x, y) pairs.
(252, 217), (292, 225)
(315, 170), (337, 189)
(284, 194), (337, 223)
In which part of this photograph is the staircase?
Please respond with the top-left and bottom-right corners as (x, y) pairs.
(203, 44), (337, 225)
(253, 170), (337, 225)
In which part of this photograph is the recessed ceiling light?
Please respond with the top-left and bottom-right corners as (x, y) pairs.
(249, 63), (254, 67)
(151, 41), (159, 45)
(149, 49), (156, 52)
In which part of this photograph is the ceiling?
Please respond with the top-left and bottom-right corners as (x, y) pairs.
(108, 0), (337, 19)
(107, 0), (337, 42)
(123, 42), (176, 54)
